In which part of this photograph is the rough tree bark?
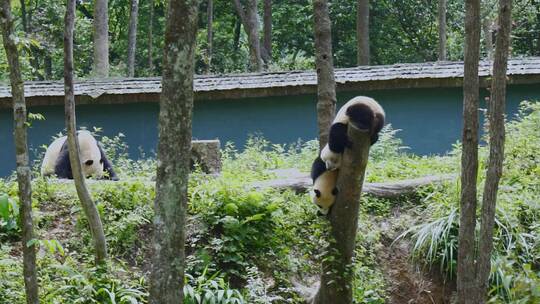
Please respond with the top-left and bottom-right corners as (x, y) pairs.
(313, 0), (337, 149)
(149, 0), (198, 302)
(476, 0), (512, 302)
(64, 0), (108, 265)
(148, 0), (154, 73)
(356, 0), (369, 65)
(438, 0), (447, 60)
(457, 0), (481, 303)
(232, 0), (263, 71)
(263, 0), (272, 62)
(127, 0), (139, 77)
(483, 16), (494, 59)
(0, 2), (39, 303)
(93, 0), (109, 77)
(206, 0), (213, 73)
(313, 124), (373, 303)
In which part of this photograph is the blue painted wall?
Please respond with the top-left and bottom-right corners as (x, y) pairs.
(1, 84), (539, 177)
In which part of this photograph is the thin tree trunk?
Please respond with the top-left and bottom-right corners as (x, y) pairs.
(535, 0), (540, 55)
(483, 16), (494, 59)
(149, 0), (198, 302)
(232, 0), (263, 71)
(438, 0), (447, 60)
(64, 0), (108, 265)
(233, 17), (241, 51)
(313, 123), (373, 303)
(263, 0), (272, 62)
(356, 0), (369, 65)
(93, 0), (109, 77)
(313, 0), (336, 150)
(0, 2), (39, 303)
(476, 1), (512, 302)
(127, 0), (139, 77)
(206, 0), (213, 73)
(148, 0), (154, 73)
(457, 0), (481, 303)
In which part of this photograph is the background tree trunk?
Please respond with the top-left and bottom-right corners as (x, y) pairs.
(93, 0), (109, 77)
(207, 0), (213, 73)
(232, 0), (263, 71)
(476, 0), (512, 302)
(127, 0), (139, 77)
(483, 16), (494, 59)
(233, 17), (241, 51)
(313, 124), (373, 303)
(438, 0), (447, 60)
(313, 0), (336, 149)
(0, 2), (39, 303)
(457, 0), (481, 303)
(356, 0), (369, 65)
(64, 0), (108, 265)
(149, 0), (198, 302)
(147, 0), (154, 73)
(263, 0), (272, 62)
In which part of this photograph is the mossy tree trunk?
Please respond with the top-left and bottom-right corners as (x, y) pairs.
(93, 0), (109, 77)
(149, 0), (199, 303)
(313, 126), (372, 304)
(64, 0), (108, 265)
(148, 0), (154, 73)
(232, 0), (263, 72)
(438, 0), (447, 60)
(207, 0), (213, 73)
(476, 1), (512, 302)
(0, 1), (39, 303)
(263, 0), (272, 62)
(313, 0), (336, 150)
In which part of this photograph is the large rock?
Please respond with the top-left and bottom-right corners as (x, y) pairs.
(190, 140), (221, 174)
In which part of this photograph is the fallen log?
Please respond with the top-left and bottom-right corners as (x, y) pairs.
(251, 169), (456, 199)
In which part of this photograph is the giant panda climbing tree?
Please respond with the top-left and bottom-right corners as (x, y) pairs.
(311, 1), (374, 303)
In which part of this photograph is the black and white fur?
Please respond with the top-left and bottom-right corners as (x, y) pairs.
(321, 96), (385, 170)
(41, 130), (118, 180)
(310, 156), (339, 215)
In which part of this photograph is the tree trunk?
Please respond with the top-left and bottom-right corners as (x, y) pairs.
(457, 0), (481, 303)
(206, 0), (213, 73)
(64, 0), (108, 265)
(313, 0), (336, 150)
(0, 2), (39, 303)
(438, 0), (447, 60)
(232, 0), (263, 72)
(233, 17), (241, 51)
(263, 0), (272, 62)
(483, 16), (493, 59)
(476, 1), (512, 302)
(93, 0), (109, 77)
(127, 0), (139, 77)
(535, 0), (540, 55)
(148, 0), (154, 73)
(149, 0), (198, 302)
(313, 123), (373, 303)
(356, 0), (369, 65)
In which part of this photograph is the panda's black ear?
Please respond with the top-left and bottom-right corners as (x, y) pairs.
(332, 187), (339, 195)
(85, 160), (94, 166)
(314, 189), (321, 198)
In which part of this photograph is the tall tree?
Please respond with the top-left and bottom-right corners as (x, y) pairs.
(313, 0), (336, 149)
(148, 0), (154, 73)
(206, 0), (213, 73)
(438, 0), (447, 60)
(93, 0), (109, 77)
(457, 0), (481, 302)
(0, 2), (39, 303)
(483, 17), (494, 58)
(232, 0), (263, 71)
(149, 0), (198, 302)
(312, 113), (374, 303)
(127, 0), (139, 77)
(263, 0), (272, 62)
(476, 0), (512, 302)
(356, 0), (369, 65)
(65, 0), (108, 265)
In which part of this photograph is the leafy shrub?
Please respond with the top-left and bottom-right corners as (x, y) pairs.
(0, 193), (20, 238)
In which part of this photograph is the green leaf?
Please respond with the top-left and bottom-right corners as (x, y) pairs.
(0, 194), (9, 220)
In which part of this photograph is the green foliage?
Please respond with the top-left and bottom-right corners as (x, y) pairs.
(183, 268), (245, 304)
(0, 193), (20, 237)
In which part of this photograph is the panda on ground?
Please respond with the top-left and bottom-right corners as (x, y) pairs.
(310, 156), (338, 215)
(321, 96), (385, 171)
(41, 130), (119, 180)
